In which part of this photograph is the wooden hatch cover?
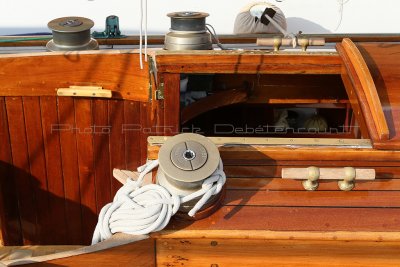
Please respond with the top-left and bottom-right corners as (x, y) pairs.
(337, 38), (400, 149)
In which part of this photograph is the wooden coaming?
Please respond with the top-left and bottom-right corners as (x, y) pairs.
(154, 50), (342, 74)
(0, 51), (149, 101)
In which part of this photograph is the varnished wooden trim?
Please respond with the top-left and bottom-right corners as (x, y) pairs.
(2, 34), (400, 47)
(0, 52), (149, 102)
(148, 144), (400, 162)
(148, 136), (372, 147)
(154, 51), (342, 74)
(156, 238), (400, 267)
(341, 39), (389, 140)
(153, 230), (400, 242)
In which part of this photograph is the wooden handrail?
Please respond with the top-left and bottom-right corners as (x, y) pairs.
(341, 38), (389, 140)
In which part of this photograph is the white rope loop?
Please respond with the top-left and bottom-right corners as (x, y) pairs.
(92, 158), (226, 244)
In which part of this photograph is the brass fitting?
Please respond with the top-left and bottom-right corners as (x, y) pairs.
(338, 167), (356, 191)
(302, 166), (320, 191)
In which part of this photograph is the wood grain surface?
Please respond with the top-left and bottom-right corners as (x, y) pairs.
(157, 238), (400, 267)
(0, 52), (149, 101)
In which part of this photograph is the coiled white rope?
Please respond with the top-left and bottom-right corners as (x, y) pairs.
(92, 158), (226, 245)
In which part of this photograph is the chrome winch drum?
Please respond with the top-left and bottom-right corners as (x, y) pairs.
(164, 12), (212, 50)
(46, 16), (99, 51)
(157, 133), (222, 213)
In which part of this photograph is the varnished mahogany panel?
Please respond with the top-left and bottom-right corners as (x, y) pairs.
(5, 97), (38, 244)
(23, 97), (51, 244)
(74, 99), (97, 244)
(0, 97), (150, 245)
(357, 42), (400, 147)
(41, 97), (68, 244)
(108, 100), (126, 196)
(157, 239), (400, 267)
(163, 73), (180, 135)
(155, 51), (342, 74)
(0, 52), (149, 101)
(227, 177), (400, 191)
(93, 100), (112, 214)
(0, 98), (22, 245)
(25, 239), (156, 267)
(58, 97), (84, 245)
(167, 206), (400, 232)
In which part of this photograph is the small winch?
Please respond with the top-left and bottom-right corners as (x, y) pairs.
(46, 16), (99, 51)
(164, 11), (212, 50)
(157, 133), (223, 214)
(92, 133), (226, 244)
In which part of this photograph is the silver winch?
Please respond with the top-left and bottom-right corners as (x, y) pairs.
(164, 11), (212, 51)
(46, 16), (99, 51)
(157, 133), (221, 213)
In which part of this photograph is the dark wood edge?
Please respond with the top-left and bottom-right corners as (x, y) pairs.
(2, 34), (400, 47)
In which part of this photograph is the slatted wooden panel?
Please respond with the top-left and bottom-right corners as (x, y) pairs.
(0, 97), (149, 245)
(152, 145), (400, 233)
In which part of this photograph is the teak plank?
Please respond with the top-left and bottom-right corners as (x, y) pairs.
(22, 97), (50, 244)
(57, 97), (83, 245)
(74, 99), (97, 244)
(25, 239), (156, 267)
(157, 239), (400, 267)
(0, 52), (149, 101)
(124, 101), (142, 169)
(154, 230), (400, 242)
(140, 102), (151, 165)
(224, 165), (400, 179)
(40, 96), (68, 244)
(108, 100), (125, 196)
(163, 73), (180, 136)
(223, 190), (400, 207)
(168, 206), (400, 232)
(93, 100), (112, 214)
(155, 52), (342, 74)
(0, 97), (22, 245)
(5, 97), (37, 244)
(226, 177), (400, 191)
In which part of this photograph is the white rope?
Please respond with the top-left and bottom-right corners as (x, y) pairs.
(139, 0), (143, 69)
(92, 158), (226, 244)
(139, 0), (148, 69)
(263, 12), (297, 48)
(144, 0), (148, 62)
